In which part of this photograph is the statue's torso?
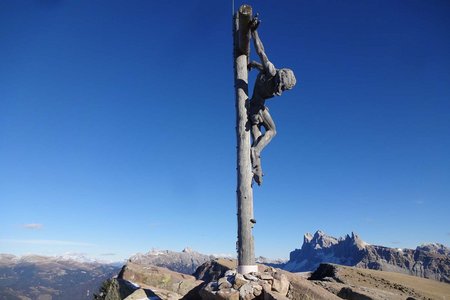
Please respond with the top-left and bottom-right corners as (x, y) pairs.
(249, 71), (277, 115)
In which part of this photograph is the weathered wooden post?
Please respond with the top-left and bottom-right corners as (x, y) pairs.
(234, 4), (257, 274)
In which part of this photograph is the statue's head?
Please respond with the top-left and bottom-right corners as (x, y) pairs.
(275, 68), (296, 96)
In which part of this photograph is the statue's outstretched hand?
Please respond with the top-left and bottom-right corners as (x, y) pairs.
(249, 13), (260, 31)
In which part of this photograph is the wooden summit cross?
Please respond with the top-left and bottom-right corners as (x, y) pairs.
(233, 4), (297, 275)
(233, 4), (257, 275)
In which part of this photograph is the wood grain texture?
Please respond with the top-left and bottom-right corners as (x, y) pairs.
(234, 4), (256, 272)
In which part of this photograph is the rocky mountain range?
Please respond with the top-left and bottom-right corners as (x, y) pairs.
(128, 247), (217, 274)
(0, 254), (120, 300)
(255, 256), (287, 268)
(2, 234), (448, 299)
(284, 230), (450, 283)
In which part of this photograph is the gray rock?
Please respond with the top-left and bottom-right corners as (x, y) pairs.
(239, 282), (254, 300)
(225, 270), (237, 277)
(258, 280), (272, 293)
(251, 282), (263, 296)
(243, 273), (258, 281)
(194, 259), (235, 282)
(118, 262), (202, 297)
(259, 273), (274, 281)
(123, 289), (147, 300)
(263, 290), (290, 300)
(272, 273), (289, 296)
(233, 273), (249, 289)
(218, 281), (232, 290)
(217, 288), (239, 300)
(218, 276), (230, 286)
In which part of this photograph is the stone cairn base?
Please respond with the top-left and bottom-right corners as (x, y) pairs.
(199, 267), (291, 300)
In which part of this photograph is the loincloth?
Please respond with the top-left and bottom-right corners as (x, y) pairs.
(249, 106), (269, 125)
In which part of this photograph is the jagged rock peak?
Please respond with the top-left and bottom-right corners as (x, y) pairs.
(182, 247), (194, 253)
(306, 230), (368, 248)
(303, 230), (339, 250)
(314, 230), (325, 238)
(304, 232), (313, 244)
(417, 243), (450, 255)
(285, 231), (449, 283)
(349, 232), (369, 250)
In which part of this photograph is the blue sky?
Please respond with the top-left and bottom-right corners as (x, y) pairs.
(1, 0), (449, 261)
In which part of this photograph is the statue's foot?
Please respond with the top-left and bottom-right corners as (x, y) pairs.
(250, 148), (261, 169)
(253, 166), (263, 186)
(249, 14), (260, 31)
(251, 148), (263, 185)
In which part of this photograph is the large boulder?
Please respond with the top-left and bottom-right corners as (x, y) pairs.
(118, 262), (203, 298)
(193, 258), (236, 282)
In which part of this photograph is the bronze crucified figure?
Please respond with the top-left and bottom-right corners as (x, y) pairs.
(248, 16), (297, 185)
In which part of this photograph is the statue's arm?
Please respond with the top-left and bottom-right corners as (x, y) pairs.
(248, 61), (264, 71)
(252, 30), (277, 77)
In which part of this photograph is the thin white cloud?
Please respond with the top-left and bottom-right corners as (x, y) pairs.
(22, 223), (44, 230)
(414, 200), (424, 205)
(0, 239), (95, 246)
(100, 253), (116, 256)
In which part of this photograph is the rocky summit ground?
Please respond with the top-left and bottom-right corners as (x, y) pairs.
(309, 263), (450, 300)
(97, 258), (450, 300)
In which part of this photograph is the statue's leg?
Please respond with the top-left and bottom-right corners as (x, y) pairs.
(251, 150), (263, 185)
(252, 108), (276, 155)
(251, 126), (263, 185)
(250, 123), (262, 166)
(250, 116), (263, 185)
(251, 124), (262, 145)
(250, 109), (276, 185)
